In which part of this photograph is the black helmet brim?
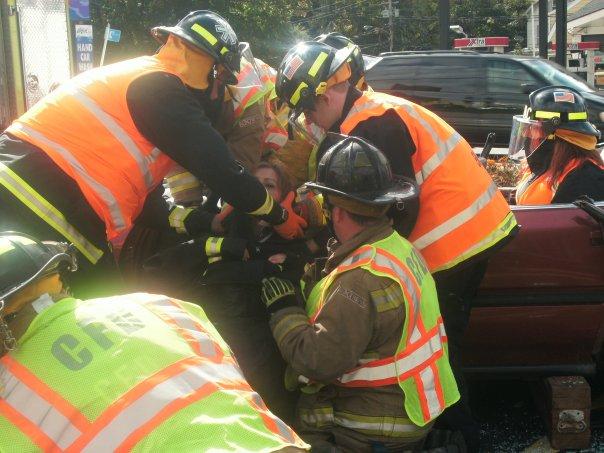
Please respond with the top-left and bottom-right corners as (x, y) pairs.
(362, 55), (382, 72)
(151, 26), (239, 84)
(559, 120), (601, 138)
(305, 178), (418, 207)
(329, 46), (355, 78)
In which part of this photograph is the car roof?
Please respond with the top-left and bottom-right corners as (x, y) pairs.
(377, 51), (539, 62)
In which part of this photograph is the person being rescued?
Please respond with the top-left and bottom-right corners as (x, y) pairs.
(510, 86), (604, 205)
(145, 160), (326, 424)
(259, 136), (460, 452)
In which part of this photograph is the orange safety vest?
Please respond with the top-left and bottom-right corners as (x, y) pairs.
(6, 56), (180, 244)
(516, 158), (604, 205)
(340, 91), (516, 273)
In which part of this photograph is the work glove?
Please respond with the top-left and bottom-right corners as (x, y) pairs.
(261, 276), (299, 313)
(273, 192), (308, 240)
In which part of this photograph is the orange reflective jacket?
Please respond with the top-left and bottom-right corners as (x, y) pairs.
(516, 158), (604, 205)
(340, 92), (516, 272)
(7, 55), (180, 244)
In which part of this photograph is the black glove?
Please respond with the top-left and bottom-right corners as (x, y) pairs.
(261, 277), (300, 314)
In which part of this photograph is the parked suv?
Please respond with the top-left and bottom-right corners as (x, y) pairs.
(365, 51), (604, 146)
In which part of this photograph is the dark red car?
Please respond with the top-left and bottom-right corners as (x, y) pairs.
(463, 198), (604, 378)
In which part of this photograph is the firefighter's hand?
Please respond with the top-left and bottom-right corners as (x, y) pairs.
(274, 192), (307, 240)
(261, 277), (298, 313)
(211, 204), (234, 234)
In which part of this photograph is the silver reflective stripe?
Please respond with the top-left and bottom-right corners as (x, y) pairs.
(435, 212), (516, 272)
(410, 326), (422, 343)
(414, 132), (463, 185)
(439, 322), (447, 339)
(419, 365), (443, 419)
(248, 391), (297, 444)
(339, 331), (443, 384)
(67, 88), (155, 189)
(81, 361), (241, 453)
(339, 248), (373, 268)
(345, 95), (463, 186)
(0, 162), (104, 264)
(334, 414), (420, 434)
(265, 132), (288, 147)
(373, 253), (419, 333)
(0, 363), (82, 449)
(145, 298), (219, 358)
(205, 237), (223, 255)
(413, 183), (499, 250)
(299, 411), (335, 425)
(166, 172), (200, 193)
(11, 123), (126, 233)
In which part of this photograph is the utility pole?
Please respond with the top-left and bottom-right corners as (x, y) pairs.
(539, 0), (548, 59)
(439, 0), (450, 50)
(555, 0), (567, 67)
(388, 0), (394, 52)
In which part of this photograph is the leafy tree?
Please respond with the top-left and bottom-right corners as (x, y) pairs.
(451, 0), (532, 50)
(89, 0), (532, 65)
(90, 0), (308, 66)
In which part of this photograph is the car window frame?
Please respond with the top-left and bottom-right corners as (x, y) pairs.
(485, 58), (540, 95)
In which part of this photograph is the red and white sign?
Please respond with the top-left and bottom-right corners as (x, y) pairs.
(453, 37), (510, 49)
(549, 41), (600, 51)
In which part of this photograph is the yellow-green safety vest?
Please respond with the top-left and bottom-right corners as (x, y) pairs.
(0, 293), (308, 452)
(306, 232), (460, 426)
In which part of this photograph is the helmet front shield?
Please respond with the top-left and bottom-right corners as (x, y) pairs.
(288, 110), (325, 146)
(225, 42), (263, 106)
(508, 115), (556, 160)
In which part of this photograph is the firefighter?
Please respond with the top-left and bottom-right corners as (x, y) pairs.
(0, 10), (306, 297)
(314, 32), (381, 91)
(263, 33), (380, 187)
(165, 43), (276, 207)
(275, 41), (519, 450)
(510, 86), (604, 204)
(0, 231), (309, 452)
(259, 136), (459, 451)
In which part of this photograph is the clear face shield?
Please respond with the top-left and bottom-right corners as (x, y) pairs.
(508, 114), (557, 161)
(288, 109), (326, 146)
(223, 42), (263, 108)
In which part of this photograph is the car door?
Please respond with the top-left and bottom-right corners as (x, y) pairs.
(464, 202), (604, 375)
(484, 59), (543, 146)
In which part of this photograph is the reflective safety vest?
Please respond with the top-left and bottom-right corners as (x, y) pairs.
(7, 55), (180, 244)
(228, 57), (271, 120)
(0, 162), (105, 264)
(340, 92), (517, 273)
(516, 158), (604, 205)
(0, 293), (308, 452)
(305, 232), (460, 427)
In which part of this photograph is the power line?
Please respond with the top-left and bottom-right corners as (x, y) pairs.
(290, 0), (385, 25)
